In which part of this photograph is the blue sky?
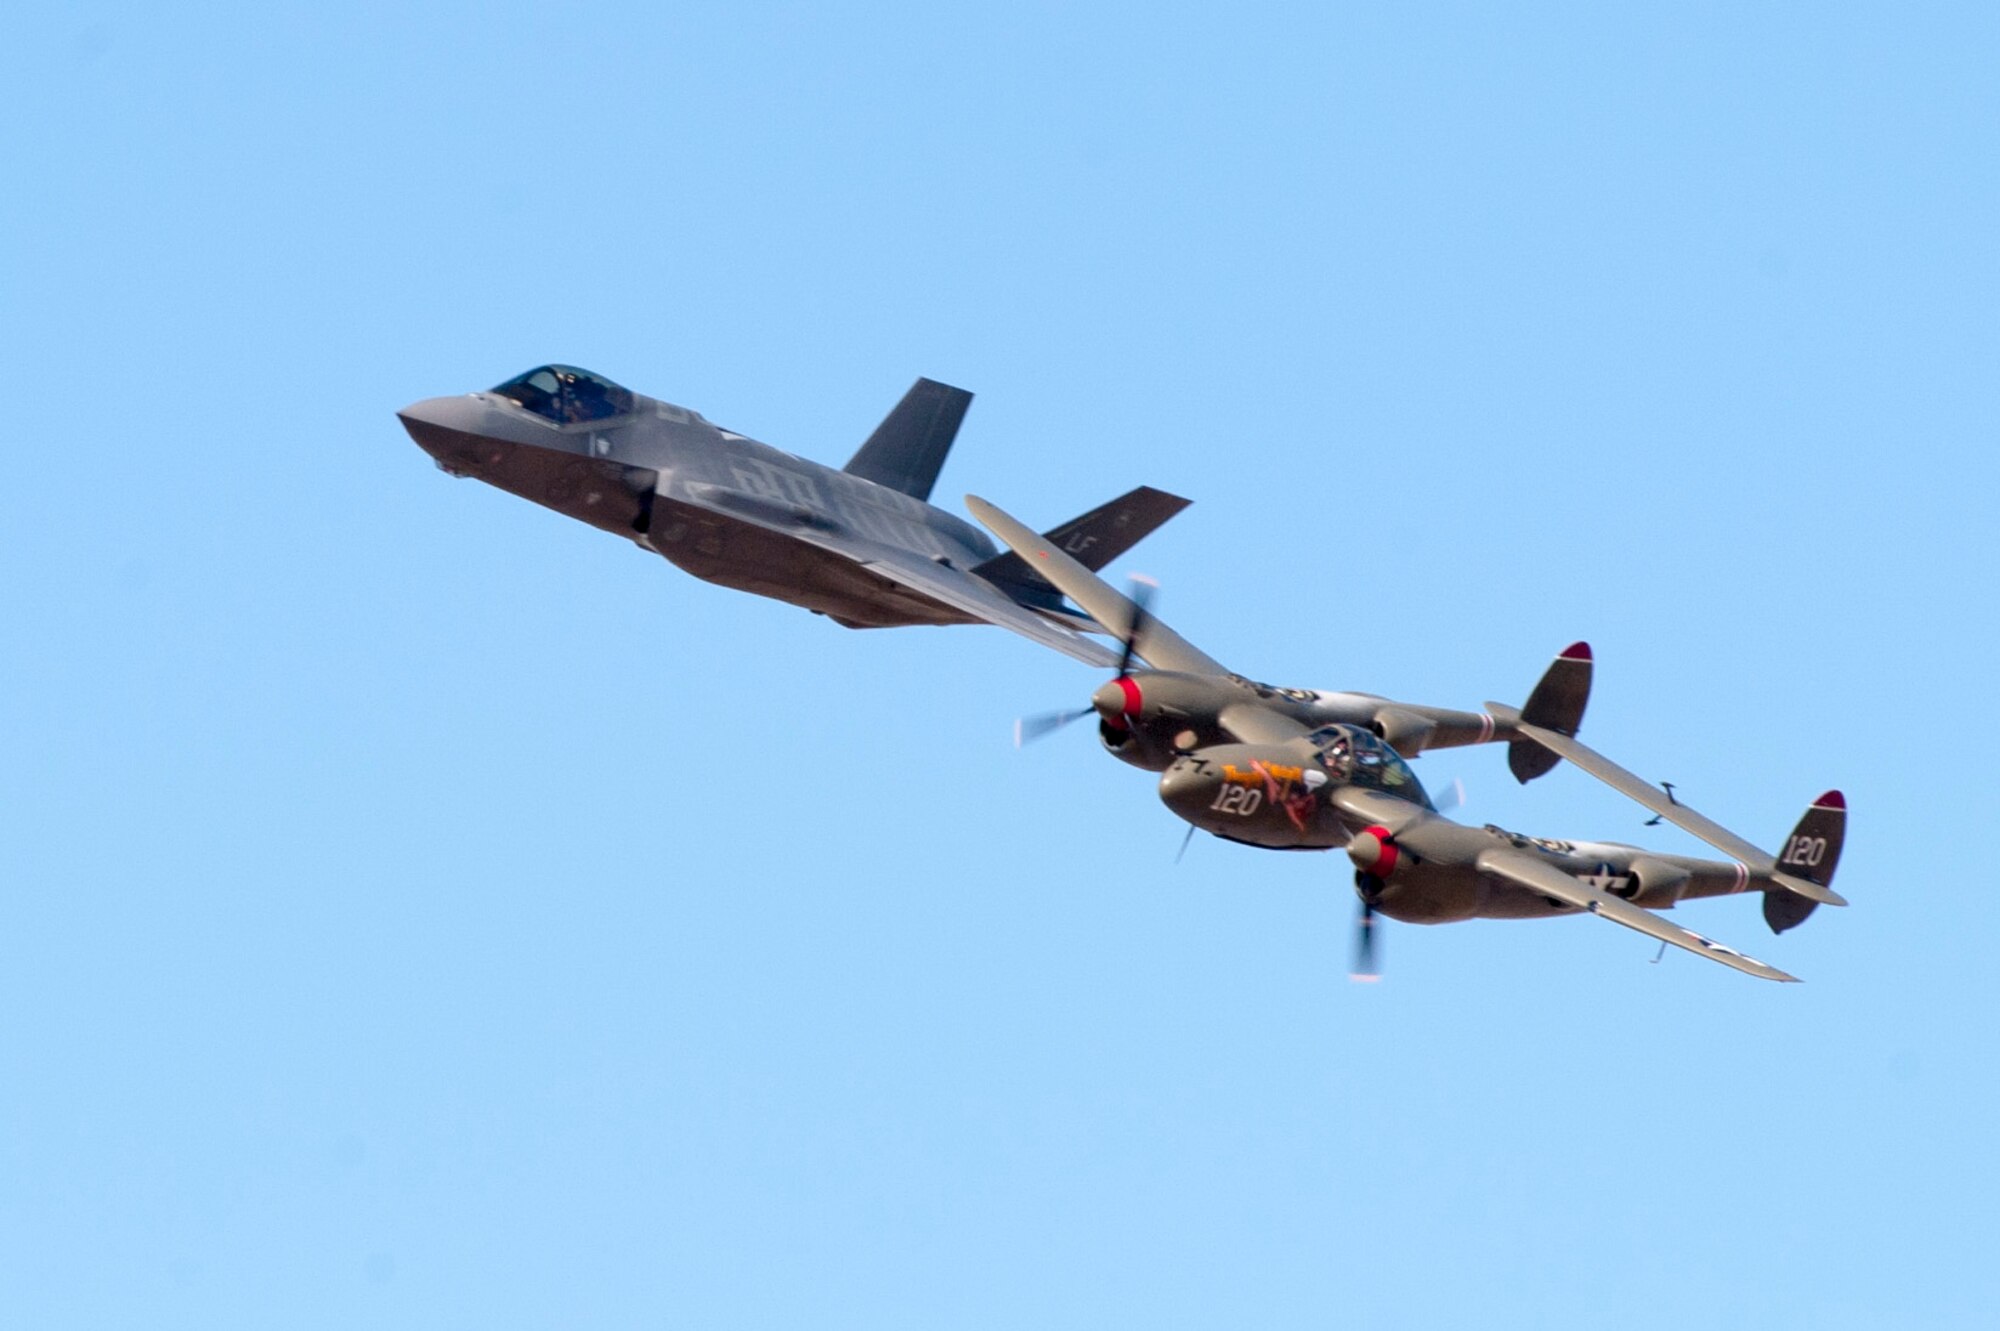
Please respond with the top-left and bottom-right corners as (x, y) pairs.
(4, 2), (1997, 1326)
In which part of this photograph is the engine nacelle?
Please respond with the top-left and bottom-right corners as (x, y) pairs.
(1621, 856), (1691, 906)
(1370, 707), (1437, 756)
(1099, 717), (1182, 771)
(1091, 671), (1238, 772)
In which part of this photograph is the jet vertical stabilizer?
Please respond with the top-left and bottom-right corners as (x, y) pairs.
(842, 378), (972, 502)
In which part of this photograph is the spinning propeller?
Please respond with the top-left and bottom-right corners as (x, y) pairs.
(1351, 899), (1381, 982)
(1347, 824), (1400, 982)
(1013, 576), (1158, 746)
(1342, 795), (1458, 984)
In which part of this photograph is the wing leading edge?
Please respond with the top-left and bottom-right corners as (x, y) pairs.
(964, 494), (1227, 676)
(967, 494), (1315, 745)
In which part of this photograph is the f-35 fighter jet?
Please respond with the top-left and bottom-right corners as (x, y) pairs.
(399, 366), (1186, 666)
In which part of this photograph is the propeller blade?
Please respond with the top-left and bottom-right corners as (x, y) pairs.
(1015, 706), (1094, 747)
(1021, 574), (1162, 750)
(1349, 900), (1381, 982)
(1433, 777), (1467, 815)
(1115, 575), (1158, 679)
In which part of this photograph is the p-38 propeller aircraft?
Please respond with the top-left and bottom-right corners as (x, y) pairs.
(399, 367), (1188, 666)
(968, 495), (1848, 983)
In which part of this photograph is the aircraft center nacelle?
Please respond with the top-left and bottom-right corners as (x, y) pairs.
(1155, 743), (1351, 849)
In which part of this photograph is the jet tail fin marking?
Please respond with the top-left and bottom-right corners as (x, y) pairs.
(972, 485), (1191, 605)
(842, 378), (972, 502)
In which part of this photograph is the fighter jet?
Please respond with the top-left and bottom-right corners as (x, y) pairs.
(398, 366), (1187, 666)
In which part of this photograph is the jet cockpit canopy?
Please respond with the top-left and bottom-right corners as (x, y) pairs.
(493, 365), (636, 425)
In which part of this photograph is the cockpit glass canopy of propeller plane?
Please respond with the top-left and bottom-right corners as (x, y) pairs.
(1309, 724), (1434, 810)
(493, 365), (637, 425)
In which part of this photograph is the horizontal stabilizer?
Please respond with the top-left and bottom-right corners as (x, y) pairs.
(843, 378), (972, 502)
(973, 486), (1191, 603)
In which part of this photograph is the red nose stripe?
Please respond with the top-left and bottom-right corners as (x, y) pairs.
(1116, 676), (1143, 717)
(1363, 824), (1399, 876)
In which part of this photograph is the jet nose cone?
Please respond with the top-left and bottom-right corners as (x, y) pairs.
(397, 395), (475, 452)
(398, 394), (505, 476)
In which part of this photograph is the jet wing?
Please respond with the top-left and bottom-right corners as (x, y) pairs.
(1474, 846), (1799, 982)
(851, 541), (1119, 667)
(965, 495), (1229, 676)
(671, 487), (1119, 667)
(1492, 709), (1847, 909)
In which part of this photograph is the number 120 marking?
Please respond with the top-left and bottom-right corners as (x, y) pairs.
(1211, 786), (1263, 816)
(1782, 835), (1828, 867)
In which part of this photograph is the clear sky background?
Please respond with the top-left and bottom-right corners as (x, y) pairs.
(5, 2), (1997, 1326)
